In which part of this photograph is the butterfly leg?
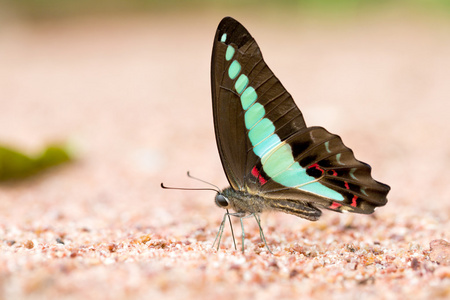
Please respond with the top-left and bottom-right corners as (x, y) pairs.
(238, 213), (256, 253)
(253, 214), (273, 254)
(212, 212), (228, 250)
(240, 217), (246, 253)
(222, 212), (251, 253)
(227, 209), (237, 250)
(237, 214), (272, 254)
(253, 214), (264, 241)
(213, 209), (237, 251)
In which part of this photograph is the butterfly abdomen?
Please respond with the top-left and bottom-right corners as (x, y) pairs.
(268, 199), (322, 221)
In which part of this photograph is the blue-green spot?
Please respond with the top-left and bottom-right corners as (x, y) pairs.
(299, 182), (344, 200)
(262, 144), (295, 175)
(325, 141), (331, 153)
(350, 168), (357, 180)
(361, 187), (368, 196)
(228, 60), (241, 80)
(245, 103), (265, 129)
(235, 75), (249, 94)
(253, 134), (280, 158)
(240, 87), (257, 110)
(221, 33), (227, 42)
(272, 165), (311, 187)
(248, 118), (275, 146)
(336, 153), (345, 165)
(260, 142), (343, 200)
(225, 45), (235, 61)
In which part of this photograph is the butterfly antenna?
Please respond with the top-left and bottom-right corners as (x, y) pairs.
(186, 171), (222, 193)
(160, 183), (220, 193)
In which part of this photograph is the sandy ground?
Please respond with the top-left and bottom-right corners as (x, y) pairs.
(0, 11), (449, 299)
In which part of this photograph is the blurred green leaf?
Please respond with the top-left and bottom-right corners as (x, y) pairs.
(0, 144), (72, 181)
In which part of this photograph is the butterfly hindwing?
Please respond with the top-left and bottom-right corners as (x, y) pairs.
(212, 17), (389, 216)
(258, 126), (389, 214)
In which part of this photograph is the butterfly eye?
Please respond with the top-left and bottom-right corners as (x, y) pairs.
(215, 194), (229, 207)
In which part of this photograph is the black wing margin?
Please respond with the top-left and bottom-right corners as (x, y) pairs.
(261, 126), (390, 214)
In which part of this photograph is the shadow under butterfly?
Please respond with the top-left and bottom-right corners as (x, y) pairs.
(162, 17), (390, 253)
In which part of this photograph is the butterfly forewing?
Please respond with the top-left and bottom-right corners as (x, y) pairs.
(212, 17), (307, 192)
(211, 17), (389, 215)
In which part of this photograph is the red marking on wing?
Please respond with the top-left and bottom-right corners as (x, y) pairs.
(329, 202), (342, 210)
(344, 181), (350, 190)
(351, 195), (358, 207)
(251, 166), (267, 186)
(251, 166), (259, 178)
(308, 163), (324, 175)
(329, 169), (337, 176)
(259, 176), (267, 185)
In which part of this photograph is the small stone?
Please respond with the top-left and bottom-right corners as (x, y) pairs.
(411, 257), (420, 270)
(347, 262), (357, 270)
(149, 239), (167, 249)
(132, 234), (152, 244)
(108, 243), (118, 253)
(268, 260), (279, 269)
(24, 240), (34, 249)
(289, 269), (300, 278)
(429, 239), (450, 266)
(346, 243), (357, 252)
(358, 276), (375, 285)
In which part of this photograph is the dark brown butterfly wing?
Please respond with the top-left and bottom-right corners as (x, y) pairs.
(211, 17), (389, 215)
(212, 17), (306, 191)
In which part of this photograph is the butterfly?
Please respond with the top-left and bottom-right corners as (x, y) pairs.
(210, 17), (390, 252)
